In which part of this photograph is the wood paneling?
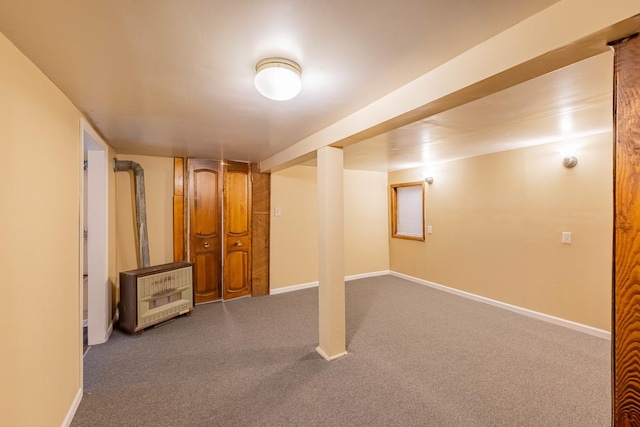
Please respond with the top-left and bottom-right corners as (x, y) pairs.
(173, 158), (185, 261)
(252, 166), (271, 213)
(251, 164), (270, 296)
(613, 33), (640, 427)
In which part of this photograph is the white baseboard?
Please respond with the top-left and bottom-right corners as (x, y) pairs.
(270, 280), (318, 295)
(390, 271), (611, 340)
(346, 270), (390, 281)
(270, 270), (390, 295)
(62, 387), (82, 427)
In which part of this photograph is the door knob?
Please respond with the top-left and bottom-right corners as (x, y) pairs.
(204, 242), (209, 248)
(233, 241), (242, 247)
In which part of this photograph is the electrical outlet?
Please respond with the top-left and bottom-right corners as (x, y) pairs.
(427, 225), (433, 234)
(561, 231), (572, 244)
(274, 206), (281, 217)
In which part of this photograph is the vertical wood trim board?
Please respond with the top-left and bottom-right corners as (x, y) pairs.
(173, 158), (185, 261)
(251, 163), (270, 296)
(613, 33), (640, 427)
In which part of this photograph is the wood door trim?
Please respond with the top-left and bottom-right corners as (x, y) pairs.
(612, 33), (640, 426)
(251, 163), (270, 296)
(173, 158), (185, 262)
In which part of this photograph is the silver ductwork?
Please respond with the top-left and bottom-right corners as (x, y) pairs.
(114, 159), (150, 268)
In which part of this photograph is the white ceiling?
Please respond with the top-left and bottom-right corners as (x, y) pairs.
(343, 51), (613, 171)
(0, 0), (611, 172)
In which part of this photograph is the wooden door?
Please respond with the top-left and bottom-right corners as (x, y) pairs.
(188, 159), (222, 303)
(223, 161), (252, 300)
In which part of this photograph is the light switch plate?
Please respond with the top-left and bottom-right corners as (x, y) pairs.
(427, 225), (433, 234)
(562, 231), (571, 244)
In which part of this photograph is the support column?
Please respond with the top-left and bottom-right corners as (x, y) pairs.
(316, 146), (347, 361)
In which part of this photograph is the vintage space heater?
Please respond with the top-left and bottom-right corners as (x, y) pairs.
(118, 261), (194, 335)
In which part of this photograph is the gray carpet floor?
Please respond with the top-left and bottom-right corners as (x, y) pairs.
(72, 275), (610, 426)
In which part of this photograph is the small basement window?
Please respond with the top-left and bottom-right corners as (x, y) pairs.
(390, 181), (425, 241)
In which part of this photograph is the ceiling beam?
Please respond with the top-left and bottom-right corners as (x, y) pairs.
(260, 0), (640, 173)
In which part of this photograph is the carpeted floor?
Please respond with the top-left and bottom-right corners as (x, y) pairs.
(72, 275), (610, 426)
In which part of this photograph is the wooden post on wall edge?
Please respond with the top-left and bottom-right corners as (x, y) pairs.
(612, 33), (640, 427)
(173, 158), (186, 262)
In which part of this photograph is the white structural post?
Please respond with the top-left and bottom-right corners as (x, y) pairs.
(315, 146), (347, 361)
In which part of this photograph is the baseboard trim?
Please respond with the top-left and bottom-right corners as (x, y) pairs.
(390, 271), (611, 340)
(270, 270), (390, 295)
(62, 387), (82, 427)
(346, 270), (390, 281)
(107, 320), (113, 340)
(316, 346), (348, 361)
(270, 280), (318, 295)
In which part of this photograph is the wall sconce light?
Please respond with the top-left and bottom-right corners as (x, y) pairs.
(559, 148), (578, 168)
(254, 57), (302, 101)
(425, 176), (434, 184)
(562, 156), (578, 168)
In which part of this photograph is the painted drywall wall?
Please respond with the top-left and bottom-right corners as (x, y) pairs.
(0, 31), (83, 425)
(270, 166), (319, 287)
(389, 135), (613, 331)
(270, 165), (389, 290)
(115, 158), (391, 298)
(344, 169), (390, 275)
(115, 154), (174, 278)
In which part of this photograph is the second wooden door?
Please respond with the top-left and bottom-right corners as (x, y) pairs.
(223, 161), (252, 300)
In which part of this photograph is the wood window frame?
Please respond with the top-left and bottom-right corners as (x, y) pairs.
(390, 181), (425, 241)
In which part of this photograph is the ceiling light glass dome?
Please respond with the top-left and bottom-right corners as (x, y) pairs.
(254, 58), (302, 101)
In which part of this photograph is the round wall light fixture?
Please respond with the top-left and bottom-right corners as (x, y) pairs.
(562, 156), (578, 168)
(254, 57), (302, 101)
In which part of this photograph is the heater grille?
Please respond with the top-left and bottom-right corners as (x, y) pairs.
(137, 266), (193, 329)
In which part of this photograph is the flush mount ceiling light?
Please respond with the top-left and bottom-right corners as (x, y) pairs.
(254, 57), (302, 101)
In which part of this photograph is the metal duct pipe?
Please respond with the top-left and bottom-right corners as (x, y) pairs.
(113, 159), (150, 268)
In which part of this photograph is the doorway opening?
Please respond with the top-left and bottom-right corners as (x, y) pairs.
(81, 119), (110, 348)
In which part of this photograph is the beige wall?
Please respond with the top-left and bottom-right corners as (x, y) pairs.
(270, 165), (389, 290)
(116, 158), (394, 297)
(115, 154), (174, 280)
(344, 169), (390, 275)
(270, 166), (319, 287)
(389, 135), (613, 330)
(0, 31), (83, 425)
